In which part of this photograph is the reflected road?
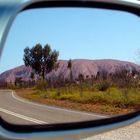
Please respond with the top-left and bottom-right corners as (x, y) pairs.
(0, 90), (107, 124)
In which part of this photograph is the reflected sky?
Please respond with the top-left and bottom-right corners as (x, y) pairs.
(0, 8), (140, 73)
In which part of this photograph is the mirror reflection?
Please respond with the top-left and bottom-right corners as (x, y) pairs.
(0, 8), (140, 125)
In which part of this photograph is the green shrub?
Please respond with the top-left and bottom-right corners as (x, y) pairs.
(7, 83), (17, 89)
(58, 94), (77, 100)
(36, 79), (48, 90)
(96, 81), (111, 91)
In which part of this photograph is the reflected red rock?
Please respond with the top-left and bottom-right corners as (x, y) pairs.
(0, 59), (139, 83)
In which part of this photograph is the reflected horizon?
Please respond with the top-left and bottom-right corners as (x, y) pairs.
(0, 8), (140, 124)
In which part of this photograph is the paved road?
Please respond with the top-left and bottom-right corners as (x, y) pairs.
(0, 90), (106, 125)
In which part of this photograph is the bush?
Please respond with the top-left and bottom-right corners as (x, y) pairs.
(7, 83), (17, 89)
(96, 81), (111, 91)
(36, 79), (48, 90)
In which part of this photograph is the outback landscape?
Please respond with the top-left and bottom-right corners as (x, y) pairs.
(1, 44), (140, 116)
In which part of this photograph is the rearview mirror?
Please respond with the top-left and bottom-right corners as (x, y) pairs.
(0, 0), (140, 139)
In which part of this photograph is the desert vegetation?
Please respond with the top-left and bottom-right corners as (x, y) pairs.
(0, 43), (140, 115)
(14, 71), (140, 115)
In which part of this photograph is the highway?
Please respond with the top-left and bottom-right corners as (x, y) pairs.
(0, 90), (106, 125)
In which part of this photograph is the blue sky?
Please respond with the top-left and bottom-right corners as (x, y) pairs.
(0, 8), (140, 73)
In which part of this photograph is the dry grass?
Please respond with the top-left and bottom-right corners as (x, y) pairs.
(15, 88), (135, 116)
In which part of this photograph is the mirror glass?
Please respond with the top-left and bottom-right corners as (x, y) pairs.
(0, 8), (140, 125)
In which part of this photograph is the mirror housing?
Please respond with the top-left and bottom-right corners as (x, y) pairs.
(0, 0), (140, 139)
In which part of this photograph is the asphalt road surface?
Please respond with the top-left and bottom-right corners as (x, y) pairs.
(0, 90), (106, 125)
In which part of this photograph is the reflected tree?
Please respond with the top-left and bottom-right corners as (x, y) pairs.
(23, 43), (59, 79)
(67, 59), (73, 82)
(78, 73), (84, 97)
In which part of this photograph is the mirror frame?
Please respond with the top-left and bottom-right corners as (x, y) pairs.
(0, 0), (140, 139)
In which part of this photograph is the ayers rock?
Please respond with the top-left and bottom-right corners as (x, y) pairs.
(0, 59), (140, 83)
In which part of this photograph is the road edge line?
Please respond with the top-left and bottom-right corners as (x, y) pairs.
(0, 108), (47, 124)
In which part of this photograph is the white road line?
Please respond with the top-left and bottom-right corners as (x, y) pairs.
(0, 108), (47, 124)
(11, 91), (107, 118)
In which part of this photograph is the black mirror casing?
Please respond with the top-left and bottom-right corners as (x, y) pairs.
(0, 0), (140, 140)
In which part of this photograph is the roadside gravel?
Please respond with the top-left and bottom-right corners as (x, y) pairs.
(85, 120), (140, 140)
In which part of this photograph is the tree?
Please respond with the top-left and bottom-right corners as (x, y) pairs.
(29, 72), (35, 86)
(78, 73), (84, 97)
(15, 77), (23, 87)
(30, 72), (35, 81)
(23, 44), (59, 79)
(67, 59), (73, 82)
